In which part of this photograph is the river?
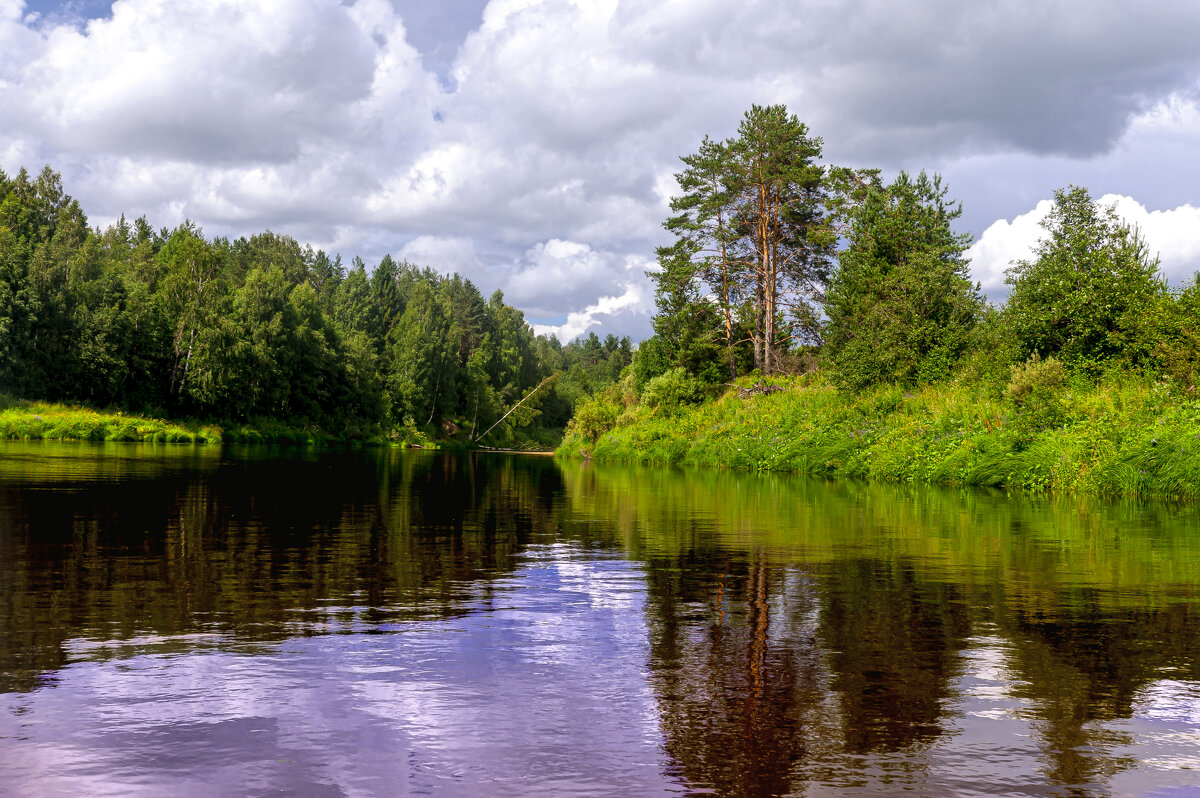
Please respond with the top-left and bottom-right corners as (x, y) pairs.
(1, 441), (1198, 796)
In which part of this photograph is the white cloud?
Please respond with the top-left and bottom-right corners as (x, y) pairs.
(966, 200), (1054, 296)
(1106, 195), (1200, 283)
(531, 280), (652, 342)
(397, 234), (483, 277)
(503, 238), (646, 318)
(12, 0), (387, 161)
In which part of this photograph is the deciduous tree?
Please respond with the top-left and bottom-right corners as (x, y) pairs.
(1005, 186), (1164, 371)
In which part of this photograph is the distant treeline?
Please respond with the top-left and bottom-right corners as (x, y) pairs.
(0, 166), (631, 444)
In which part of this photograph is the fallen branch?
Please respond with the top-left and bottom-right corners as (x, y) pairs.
(724, 380), (785, 399)
(473, 372), (560, 442)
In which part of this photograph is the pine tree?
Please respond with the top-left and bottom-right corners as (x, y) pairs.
(650, 105), (835, 377)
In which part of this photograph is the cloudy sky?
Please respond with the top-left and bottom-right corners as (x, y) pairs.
(4, 0), (1200, 341)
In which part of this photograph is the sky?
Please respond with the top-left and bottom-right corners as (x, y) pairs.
(4, 0), (1200, 341)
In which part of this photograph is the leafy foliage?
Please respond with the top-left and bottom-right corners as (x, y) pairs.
(650, 105), (837, 377)
(1004, 353), (1069, 436)
(1005, 186), (1165, 372)
(641, 367), (706, 411)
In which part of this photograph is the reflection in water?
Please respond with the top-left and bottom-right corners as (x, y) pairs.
(1, 443), (1200, 796)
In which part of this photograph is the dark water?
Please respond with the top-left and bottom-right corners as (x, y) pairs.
(2, 443), (1200, 797)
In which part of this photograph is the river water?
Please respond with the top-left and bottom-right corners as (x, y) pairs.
(1, 442), (1199, 797)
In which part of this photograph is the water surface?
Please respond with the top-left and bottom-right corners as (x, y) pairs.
(1, 441), (1199, 796)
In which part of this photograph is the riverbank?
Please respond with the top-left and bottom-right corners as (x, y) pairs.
(556, 373), (1200, 498)
(0, 394), (386, 445)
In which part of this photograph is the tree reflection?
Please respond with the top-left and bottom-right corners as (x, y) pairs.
(564, 461), (1200, 796)
(645, 551), (829, 796)
(995, 593), (1200, 791)
(0, 447), (571, 693)
(7, 449), (1200, 796)
(642, 549), (970, 795)
(818, 559), (969, 755)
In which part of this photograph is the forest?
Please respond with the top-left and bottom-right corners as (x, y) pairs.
(629, 104), (1196, 393)
(0, 166), (631, 445)
(559, 105), (1200, 496)
(8, 101), (1200, 473)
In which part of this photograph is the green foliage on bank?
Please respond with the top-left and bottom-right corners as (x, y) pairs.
(561, 105), (1200, 498)
(0, 392), (401, 444)
(0, 166), (632, 448)
(557, 370), (1200, 498)
(0, 394), (220, 443)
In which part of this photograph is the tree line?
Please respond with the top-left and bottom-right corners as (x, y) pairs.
(638, 103), (1200, 396)
(0, 166), (632, 443)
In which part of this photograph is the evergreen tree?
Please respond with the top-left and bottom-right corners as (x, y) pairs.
(650, 105), (835, 377)
(385, 281), (455, 428)
(726, 105), (834, 371)
(647, 240), (724, 385)
(824, 171), (981, 389)
(660, 135), (743, 378)
(0, 165), (597, 442)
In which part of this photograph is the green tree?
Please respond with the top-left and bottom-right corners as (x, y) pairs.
(385, 281), (455, 428)
(650, 105), (835, 377)
(1005, 186), (1164, 371)
(727, 105), (834, 371)
(824, 171), (981, 389)
(369, 254), (405, 349)
(332, 257), (372, 336)
(0, 163), (585, 442)
(658, 136), (743, 378)
(646, 240), (724, 385)
(156, 223), (226, 406)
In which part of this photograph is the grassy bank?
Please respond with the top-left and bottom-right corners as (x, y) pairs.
(0, 394), (387, 445)
(557, 372), (1200, 498)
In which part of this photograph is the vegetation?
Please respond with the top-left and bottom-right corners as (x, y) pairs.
(559, 370), (1200, 497)
(0, 393), (220, 443)
(0, 167), (631, 446)
(1005, 185), (1166, 372)
(824, 170), (981, 389)
(648, 105), (843, 381)
(561, 105), (1200, 498)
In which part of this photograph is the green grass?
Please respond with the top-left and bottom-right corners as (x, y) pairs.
(557, 372), (1200, 498)
(0, 395), (220, 443)
(0, 394), (390, 446)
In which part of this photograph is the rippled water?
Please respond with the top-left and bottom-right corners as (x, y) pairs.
(2, 442), (1200, 797)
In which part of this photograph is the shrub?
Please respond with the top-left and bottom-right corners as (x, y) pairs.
(824, 171), (981, 390)
(567, 394), (621, 442)
(641, 368), (705, 411)
(1005, 186), (1165, 372)
(1005, 354), (1068, 433)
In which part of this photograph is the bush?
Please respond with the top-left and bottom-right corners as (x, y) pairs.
(1005, 354), (1068, 434)
(1005, 186), (1165, 371)
(823, 171), (981, 390)
(567, 394), (621, 442)
(641, 368), (705, 411)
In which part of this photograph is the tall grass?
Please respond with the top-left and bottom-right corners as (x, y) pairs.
(0, 394), (390, 445)
(557, 372), (1200, 498)
(0, 395), (220, 443)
